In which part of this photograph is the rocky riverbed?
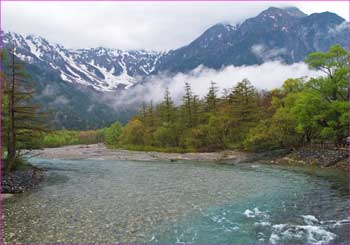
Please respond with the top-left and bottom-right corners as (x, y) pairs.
(265, 148), (349, 170)
(25, 143), (247, 162)
(2, 155), (349, 244)
(2, 167), (45, 194)
(3, 144), (347, 196)
(25, 144), (348, 170)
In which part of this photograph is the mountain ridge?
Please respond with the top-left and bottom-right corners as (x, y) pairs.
(2, 6), (348, 92)
(1, 6), (349, 129)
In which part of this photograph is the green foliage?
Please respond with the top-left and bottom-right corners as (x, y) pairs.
(244, 121), (277, 152)
(120, 119), (146, 145)
(153, 123), (181, 147)
(9, 45), (347, 155)
(1, 48), (48, 171)
(41, 130), (104, 148)
(205, 81), (219, 113)
(104, 122), (123, 146)
(119, 45), (348, 153)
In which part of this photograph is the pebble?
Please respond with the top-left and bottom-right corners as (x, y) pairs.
(1, 168), (45, 194)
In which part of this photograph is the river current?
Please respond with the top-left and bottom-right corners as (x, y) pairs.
(2, 158), (349, 244)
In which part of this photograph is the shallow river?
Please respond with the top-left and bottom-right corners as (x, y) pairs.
(2, 158), (349, 244)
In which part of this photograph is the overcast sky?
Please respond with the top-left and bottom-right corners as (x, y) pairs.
(2, 1), (349, 51)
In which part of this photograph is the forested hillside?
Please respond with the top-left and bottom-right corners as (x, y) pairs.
(107, 45), (349, 152)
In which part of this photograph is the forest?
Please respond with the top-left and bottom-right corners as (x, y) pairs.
(106, 44), (349, 152)
(1, 45), (349, 171)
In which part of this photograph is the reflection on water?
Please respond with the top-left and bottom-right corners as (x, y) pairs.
(2, 158), (349, 244)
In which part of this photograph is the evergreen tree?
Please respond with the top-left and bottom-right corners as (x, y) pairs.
(182, 82), (193, 128)
(140, 101), (147, 124)
(229, 79), (259, 123)
(2, 48), (47, 172)
(192, 94), (200, 126)
(147, 100), (155, 128)
(159, 87), (175, 123)
(227, 79), (259, 143)
(205, 81), (219, 113)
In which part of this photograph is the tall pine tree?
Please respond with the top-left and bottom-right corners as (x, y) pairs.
(2, 48), (47, 172)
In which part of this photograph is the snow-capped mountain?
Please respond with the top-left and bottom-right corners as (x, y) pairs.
(1, 6), (348, 129)
(155, 7), (349, 73)
(2, 32), (163, 91)
(2, 7), (348, 92)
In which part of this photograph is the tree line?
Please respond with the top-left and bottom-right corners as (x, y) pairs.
(105, 45), (349, 152)
(1, 45), (349, 171)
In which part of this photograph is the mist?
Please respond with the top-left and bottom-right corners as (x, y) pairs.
(105, 61), (322, 110)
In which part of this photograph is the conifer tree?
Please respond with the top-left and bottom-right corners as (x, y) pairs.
(229, 79), (259, 122)
(182, 82), (193, 128)
(147, 100), (155, 127)
(192, 94), (200, 126)
(160, 87), (175, 123)
(140, 101), (147, 123)
(205, 81), (219, 113)
(2, 48), (47, 172)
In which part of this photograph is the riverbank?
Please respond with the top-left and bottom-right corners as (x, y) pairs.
(257, 148), (348, 171)
(1, 166), (45, 194)
(3, 149), (349, 244)
(26, 143), (247, 162)
(26, 143), (348, 170)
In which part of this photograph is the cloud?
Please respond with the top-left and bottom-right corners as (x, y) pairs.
(251, 44), (287, 61)
(328, 21), (350, 34)
(105, 61), (321, 110)
(41, 84), (55, 97)
(2, 1), (348, 51)
(52, 95), (69, 105)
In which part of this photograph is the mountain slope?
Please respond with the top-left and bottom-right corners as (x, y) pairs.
(2, 32), (163, 92)
(1, 6), (348, 129)
(3, 7), (348, 90)
(154, 7), (348, 73)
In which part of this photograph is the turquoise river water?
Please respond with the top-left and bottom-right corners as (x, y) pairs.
(2, 158), (349, 244)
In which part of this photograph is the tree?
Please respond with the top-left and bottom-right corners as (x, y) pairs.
(182, 82), (194, 128)
(305, 45), (349, 145)
(140, 102), (147, 124)
(192, 94), (200, 127)
(229, 79), (259, 120)
(227, 79), (259, 143)
(2, 48), (47, 172)
(159, 87), (176, 123)
(153, 123), (181, 147)
(205, 81), (219, 113)
(146, 100), (155, 128)
(120, 119), (146, 145)
(104, 121), (123, 146)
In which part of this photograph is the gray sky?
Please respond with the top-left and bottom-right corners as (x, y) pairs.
(2, 1), (349, 51)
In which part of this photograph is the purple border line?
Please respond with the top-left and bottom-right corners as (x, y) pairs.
(0, 1), (349, 245)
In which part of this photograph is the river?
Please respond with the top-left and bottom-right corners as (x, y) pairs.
(2, 158), (349, 244)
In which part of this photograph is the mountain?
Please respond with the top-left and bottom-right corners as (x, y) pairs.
(2, 7), (348, 129)
(155, 7), (348, 73)
(2, 32), (163, 92)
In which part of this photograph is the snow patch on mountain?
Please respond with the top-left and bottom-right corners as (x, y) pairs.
(3, 31), (162, 92)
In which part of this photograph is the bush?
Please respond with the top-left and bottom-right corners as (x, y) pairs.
(153, 123), (181, 147)
(40, 130), (104, 148)
(120, 119), (146, 145)
(104, 122), (123, 146)
(243, 122), (277, 152)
